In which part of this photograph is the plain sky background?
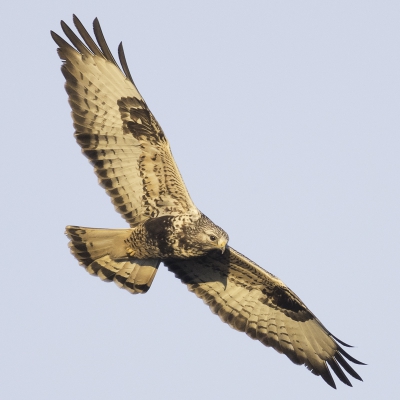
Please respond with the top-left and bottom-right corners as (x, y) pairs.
(1, 1), (399, 399)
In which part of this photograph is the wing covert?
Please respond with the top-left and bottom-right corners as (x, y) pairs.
(52, 16), (197, 226)
(164, 247), (364, 388)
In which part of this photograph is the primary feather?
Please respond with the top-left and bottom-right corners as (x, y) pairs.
(53, 15), (364, 389)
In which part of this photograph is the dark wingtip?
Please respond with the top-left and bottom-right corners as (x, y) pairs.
(72, 14), (103, 57)
(319, 364), (337, 389)
(118, 42), (134, 84)
(335, 352), (364, 382)
(319, 335), (365, 387)
(92, 17), (101, 37)
(327, 358), (352, 387)
(337, 343), (366, 366)
(322, 375), (337, 389)
(50, 29), (73, 52)
(92, 17), (118, 66)
(50, 30), (61, 42)
(331, 334), (354, 348)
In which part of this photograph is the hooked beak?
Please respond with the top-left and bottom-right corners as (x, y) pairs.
(218, 238), (228, 254)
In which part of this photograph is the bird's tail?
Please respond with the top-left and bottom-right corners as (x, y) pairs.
(65, 225), (160, 294)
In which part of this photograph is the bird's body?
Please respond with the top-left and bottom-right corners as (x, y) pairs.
(125, 212), (228, 259)
(52, 15), (364, 389)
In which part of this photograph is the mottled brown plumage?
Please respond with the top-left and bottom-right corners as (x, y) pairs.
(53, 15), (364, 389)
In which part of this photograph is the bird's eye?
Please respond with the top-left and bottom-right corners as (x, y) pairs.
(209, 235), (217, 241)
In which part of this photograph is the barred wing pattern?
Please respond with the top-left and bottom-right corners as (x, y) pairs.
(165, 247), (364, 389)
(51, 16), (197, 226)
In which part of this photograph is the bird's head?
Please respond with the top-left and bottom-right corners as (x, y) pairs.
(200, 229), (229, 253)
(194, 214), (229, 254)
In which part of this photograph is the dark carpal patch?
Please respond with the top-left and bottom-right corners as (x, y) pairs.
(270, 286), (304, 312)
(263, 285), (313, 321)
(118, 97), (165, 144)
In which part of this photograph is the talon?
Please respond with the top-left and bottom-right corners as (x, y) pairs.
(126, 247), (136, 257)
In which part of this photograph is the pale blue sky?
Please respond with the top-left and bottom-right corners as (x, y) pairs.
(1, 1), (399, 399)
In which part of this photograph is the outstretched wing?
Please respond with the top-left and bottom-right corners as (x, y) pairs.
(164, 247), (364, 388)
(51, 15), (197, 226)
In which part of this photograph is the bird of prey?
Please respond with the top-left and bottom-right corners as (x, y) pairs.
(51, 15), (364, 389)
